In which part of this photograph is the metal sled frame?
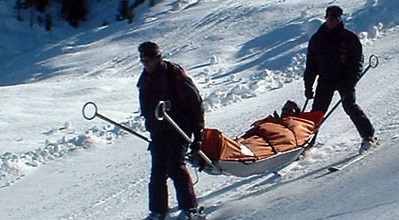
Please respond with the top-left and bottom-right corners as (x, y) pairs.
(155, 101), (318, 177)
(200, 132), (316, 177)
(202, 147), (305, 177)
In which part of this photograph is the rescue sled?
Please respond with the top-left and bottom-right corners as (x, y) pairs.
(82, 55), (378, 178)
(83, 100), (324, 178)
(197, 111), (324, 177)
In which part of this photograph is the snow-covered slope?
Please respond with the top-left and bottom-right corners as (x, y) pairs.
(1, 0), (399, 219)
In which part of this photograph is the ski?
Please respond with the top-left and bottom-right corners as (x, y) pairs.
(327, 153), (369, 172)
(327, 142), (381, 173)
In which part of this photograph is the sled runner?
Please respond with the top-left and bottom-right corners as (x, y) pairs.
(197, 111), (324, 177)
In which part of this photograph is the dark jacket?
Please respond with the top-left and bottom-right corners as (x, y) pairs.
(304, 22), (363, 89)
(137, 60), (204, 140)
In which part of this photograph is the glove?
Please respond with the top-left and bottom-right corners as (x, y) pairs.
(187, 140), (205, 172)
(305, 88), (314, 99)
(189, 140), (202, 153)
(186, 150), (206, 171)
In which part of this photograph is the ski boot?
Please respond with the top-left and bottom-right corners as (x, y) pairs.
(359, 137), (379, 154)
(177, 207), (206, 220)
(144, 212), (169, 220)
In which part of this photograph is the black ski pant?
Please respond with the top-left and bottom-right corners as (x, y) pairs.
(312, 80), (374, 139)
(148, 132), (198, 214)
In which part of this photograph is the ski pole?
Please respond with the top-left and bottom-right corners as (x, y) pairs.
(82, 102), (151, 143)
(321, 54), (379, 125)
(155, 101), (218, 170)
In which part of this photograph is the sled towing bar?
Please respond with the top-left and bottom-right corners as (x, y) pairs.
(82, 102), (151, 143)
(155, 101), (220, 171)
(82, 102), (221, 172)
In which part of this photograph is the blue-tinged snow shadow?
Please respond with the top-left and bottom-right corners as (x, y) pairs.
(347, 0), (399, 33)
(0, 23), (135, 87)
(230, 18), (321, 74)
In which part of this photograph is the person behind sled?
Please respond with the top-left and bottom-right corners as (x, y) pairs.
(303, 5), (378, 154)
(137, 42), (206, 220)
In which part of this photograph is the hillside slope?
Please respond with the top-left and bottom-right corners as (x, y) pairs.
(1, 0), (399, 219)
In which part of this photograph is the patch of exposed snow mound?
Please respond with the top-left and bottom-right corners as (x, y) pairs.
(0, 115), (147, 188)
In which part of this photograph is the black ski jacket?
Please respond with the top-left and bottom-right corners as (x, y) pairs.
(304, 22), (363, 89)
(137, 60), (204, 141)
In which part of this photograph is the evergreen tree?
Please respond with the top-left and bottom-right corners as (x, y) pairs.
(117, 0), (129, 21)
(45, 13), (52, 31)
(150, 0), (157, 7)
(35, 0), (49, 12)
(61, 0), (88, 27)
(15, 0), (23, 21)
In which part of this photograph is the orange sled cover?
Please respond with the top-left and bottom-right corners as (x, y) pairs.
(201, 111), (324, 162)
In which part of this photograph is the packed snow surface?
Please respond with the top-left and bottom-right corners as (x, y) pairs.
(1, 0), (399, 219)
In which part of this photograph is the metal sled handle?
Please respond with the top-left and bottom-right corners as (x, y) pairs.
(155, 100), (171, 121)
(155, 101), (198, 144)
(155, 101), (216, 168)
(82, 102), (151, 143)
(368, 54), (378, 69)
(82, 101), (98, 120)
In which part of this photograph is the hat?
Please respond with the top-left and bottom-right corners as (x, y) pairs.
(325, 5), (343, 18)
(138, 41), (162, 58)
(281, 100), (300, 116)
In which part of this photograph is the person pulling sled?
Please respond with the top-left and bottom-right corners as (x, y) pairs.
(303, 5), (379, 154)
(137, 41), (206, 220)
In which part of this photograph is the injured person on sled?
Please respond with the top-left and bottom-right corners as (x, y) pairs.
(191, 100), (324, 177)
